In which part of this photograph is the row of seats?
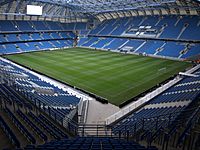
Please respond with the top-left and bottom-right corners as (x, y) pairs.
(17, 78), (67, 94)
(0, 115), (20, 148)
(36, 94), (80, 108)
(0, 22), (76, 54)
(112, 69), (200, 135)
(0, 32), (74, 43)
(0, 98), (70, 148)
(0, 20), (87, 32)
(39, 114), (68, 138)
(88, 15), (200, 40)
(4, 107), (36, 144)
(28, 112), (68, 140)
(0, 83), (32, 109)
(0, 84), (22, 106)
(78, 37), (200, 59)
(43, 107), (70, 123)
(16, 79), (80, 110)
(113, 106), (186, 135)
(24, 137), (156, 150)
(0, 60), (80, 123)
(0, 31), (75, 54)
(17, 109), (48, 141)
(1, 39), (74, 54)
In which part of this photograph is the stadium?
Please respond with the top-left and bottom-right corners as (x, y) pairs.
(0, 0), (200, 149)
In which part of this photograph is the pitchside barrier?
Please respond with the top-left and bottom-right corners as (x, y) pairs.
(105, 64), (200, 125)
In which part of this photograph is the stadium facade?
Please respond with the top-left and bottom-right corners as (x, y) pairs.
(0, 0), (200, 150)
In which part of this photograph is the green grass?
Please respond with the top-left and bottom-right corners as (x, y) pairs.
(5, 48), (191, 106)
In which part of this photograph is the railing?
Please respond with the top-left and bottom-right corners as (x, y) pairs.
(105, 64), (200, 125)
(77, 112), (179, 138)
(78, 100), (89, 124)
(105, 77), (182, 125)
(148, 104), (200, 149)
(1, 54), (200, 136)
(176, 106), (200, 147)
(0, 74), (79, 136)
(78, 124), (111, 137)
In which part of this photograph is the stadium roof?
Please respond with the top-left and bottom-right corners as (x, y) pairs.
(37, 0), (177, 13)
(0, 0), (200, 22)
(34, 0), (200, 13)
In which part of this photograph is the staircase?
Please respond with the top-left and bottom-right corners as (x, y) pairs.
(138, 17), (146, 26)
(15, 44), (22, 52)
(90, 39), (101, 47)
(178, 44), (191, 59)
(119, 40), (129, 49)
(108, 25), (118, 35)
(177, 24), (188, 40)
(102, 38), (115, 49)
(134, 41), (146, 52)
(154, 42), (166, 55)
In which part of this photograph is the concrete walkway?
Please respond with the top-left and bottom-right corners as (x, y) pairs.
(86, 100), (120, 124)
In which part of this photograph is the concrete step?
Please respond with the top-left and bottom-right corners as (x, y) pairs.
(15, 112), (45, 145)
(0, 125), (14, 149)
(27, 111), (54, 142)
(0, 110), (29, 148)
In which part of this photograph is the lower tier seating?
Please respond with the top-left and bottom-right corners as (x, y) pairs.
(4, 107), (36, 144)
(78, 37), (200, 59)
(0, 60), (80, 124)
(1, 39), (74, 54)
(112, 69), (200, 135)
(24, 137), (157, 150)
(0, 31), (75, 54)
(0, 116), (20, 148)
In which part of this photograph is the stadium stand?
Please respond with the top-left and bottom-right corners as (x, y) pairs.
(0, 60), (80, 124)
(0, 20), (81, 54)
(0, 0), (200, 150)
(77, 15), (200, 59)
(88, 15), (200, 40)
(1, 15), (200, 58)
(0, 20), (87, 32)
(0, 116), (20, 148)
(24, 137), (157, 150)
(4, 107), (36, 144)
(16, 109), (48, 142)
(111, 69), (200, 147)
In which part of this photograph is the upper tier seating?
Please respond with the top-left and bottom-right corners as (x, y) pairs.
(78, 15), (200, 59)
(0, 32), (74, 43)
(88, 15), (200, 40)
(0, 20), (81, 54)
(0, 20), (87, 32)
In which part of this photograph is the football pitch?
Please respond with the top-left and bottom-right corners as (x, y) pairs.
(5, 48), (191, 106)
